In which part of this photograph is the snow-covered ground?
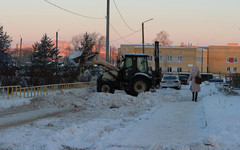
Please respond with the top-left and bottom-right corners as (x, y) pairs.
(0, 82), (240, 150)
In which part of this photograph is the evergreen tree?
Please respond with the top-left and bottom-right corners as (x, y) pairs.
(80, 32), (95, 55)
(78, 32), (95, 65)
(0, 26), (17, 86)
(30, 34), (60, 85)
(31, 34), (59, 66)
(0, 25), (12, 64)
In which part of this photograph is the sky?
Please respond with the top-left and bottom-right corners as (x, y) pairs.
(1, 0), (240, 48)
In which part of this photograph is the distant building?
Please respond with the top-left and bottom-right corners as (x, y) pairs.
(13, 41), (74, 61)
(119, 44), (207, 74)
(208, 44), (240, 74)
(52, 41), (73, 58)
(16, 44), (33, 49)
(119, 43), (240, 74)
(95, 46), (118, 64)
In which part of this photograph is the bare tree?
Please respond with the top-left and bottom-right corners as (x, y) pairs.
(90, 32), (105, 52)
(110, 46), (118, 65)
(154, 31), (173, 46)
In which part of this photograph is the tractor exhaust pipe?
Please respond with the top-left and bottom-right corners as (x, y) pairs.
(155, 41), (160, 78)
(151, 41), (161, 91)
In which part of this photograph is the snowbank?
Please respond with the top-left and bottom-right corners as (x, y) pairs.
(0, 83), (240, 150)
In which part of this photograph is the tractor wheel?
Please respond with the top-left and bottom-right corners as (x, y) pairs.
(129, 77), (150, 96)
(97, 81), (115, 94)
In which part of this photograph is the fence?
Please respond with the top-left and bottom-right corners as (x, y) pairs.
(0, 82), (96, 100)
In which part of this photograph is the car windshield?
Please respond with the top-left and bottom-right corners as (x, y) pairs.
(163, 76), (177, 80)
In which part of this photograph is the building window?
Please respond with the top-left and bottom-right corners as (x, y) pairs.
(168, 56), (172, 62)
(167, 67), (172, 72)
(227, 57), (238, 63)
(159, 56), (162, 62)
(233, 67), (237, 73)
(177, 67), (182, 73)
(227, 67), (231, 72)
(234, 58), (237, 63)
(148, 56), (153, 61)
(197, 56), (202, 64)
(178, 56), (182, 62)
(227, 57), (230, 63)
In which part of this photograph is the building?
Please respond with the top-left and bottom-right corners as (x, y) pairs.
(16, 43), (33, 49)
(208, 44), (240, 74)
(119, 43), (240, 75)
(13, 41), (73, 61)
(52, 41), (73, 58)
(119, 44), (208, 74)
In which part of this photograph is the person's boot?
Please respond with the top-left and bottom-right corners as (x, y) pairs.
(195, 92), (198, 102)
(192, 92), (195, 101)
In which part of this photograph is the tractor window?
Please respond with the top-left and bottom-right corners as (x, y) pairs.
(137, 57), (148, 72)
(125, 57), (132, 68)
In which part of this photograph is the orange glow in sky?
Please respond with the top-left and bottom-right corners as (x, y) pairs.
(1, 0), (240, 48)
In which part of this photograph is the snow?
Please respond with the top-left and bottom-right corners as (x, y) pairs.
(68, 51), (83, 66)
(68, 51), (83, 59)
(0, 82), (240, 150)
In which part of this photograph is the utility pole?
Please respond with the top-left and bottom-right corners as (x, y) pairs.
(110, 46), (112, 64)
(56, 31), (59, 50)
(142, 18), (153, 54)
(201, 48), (203, 73)
(106, 0), (110, 62)
(142, 23), (144, 54)
(19, 37), (22, 64)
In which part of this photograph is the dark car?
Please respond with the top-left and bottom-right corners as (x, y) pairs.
(178, 75), (188, 85)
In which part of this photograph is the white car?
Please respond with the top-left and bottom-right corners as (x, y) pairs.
(160, 75), (181, 90)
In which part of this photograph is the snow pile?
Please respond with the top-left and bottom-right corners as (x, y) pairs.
(77, 69), (92, 82)
(29, 89), (142, 109)
(0, 83), (240, 150)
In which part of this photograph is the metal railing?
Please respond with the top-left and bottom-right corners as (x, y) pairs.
(0, 85), (21, 100)
(0, 82), (96, 100)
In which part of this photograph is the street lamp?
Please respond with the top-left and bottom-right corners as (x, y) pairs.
(142, 18), (153, 54)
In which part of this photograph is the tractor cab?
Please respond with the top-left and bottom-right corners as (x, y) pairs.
(120, 54), (150, 81)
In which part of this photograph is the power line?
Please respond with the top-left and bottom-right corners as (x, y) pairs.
(110, 23), (131, 44)
(110, 25), (142, 43)
(43, 0), (105, 20)
(111, 28), (142, 43)
(113, 0), (136, 32)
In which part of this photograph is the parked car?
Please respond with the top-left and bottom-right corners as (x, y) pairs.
(179, 73), (213, 82)
(178, 75), (188, 85)
(160, 75), (181, 90)
(209, 76), (224, 83)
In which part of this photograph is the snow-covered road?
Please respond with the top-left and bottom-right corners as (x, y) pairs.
(0, 83), (240, 150)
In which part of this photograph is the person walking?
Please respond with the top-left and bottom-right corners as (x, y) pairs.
(187, 66), (201, 102)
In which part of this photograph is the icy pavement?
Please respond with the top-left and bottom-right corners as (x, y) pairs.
(0, 83), (240, 150)
(111, 102), (205, 146)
